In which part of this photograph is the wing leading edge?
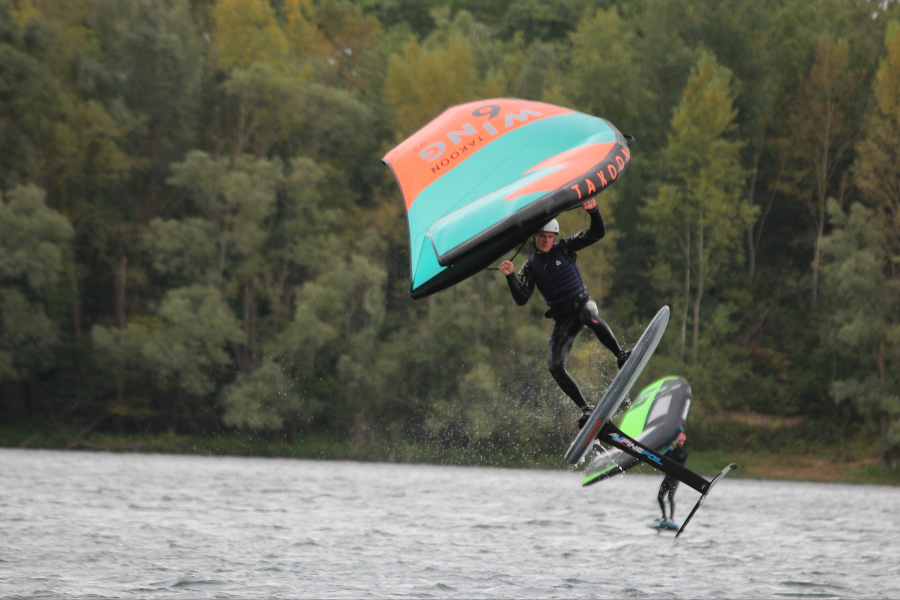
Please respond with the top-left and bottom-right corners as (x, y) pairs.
(382, 98), (632, 299)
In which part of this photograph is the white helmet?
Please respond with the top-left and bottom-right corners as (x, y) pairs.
(540, 219), (560, 234)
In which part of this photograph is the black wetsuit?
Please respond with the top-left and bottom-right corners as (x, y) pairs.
(658, 445), (688, 521)
(504, 208), (622, 410)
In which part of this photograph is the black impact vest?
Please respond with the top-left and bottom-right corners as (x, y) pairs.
(527, 244), (585, 307)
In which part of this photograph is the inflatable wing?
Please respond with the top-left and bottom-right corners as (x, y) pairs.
(382, 98), (632, 299)
(583, 376), (691, 486)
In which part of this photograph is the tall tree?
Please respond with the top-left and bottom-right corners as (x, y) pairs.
(499, 0), (589, 44)
(383, 15), (503, 137)
(164, 151), (283, 369)
(281, 0), (330, 62)
(565, 8), (656, 148)
(643, 54), (750, 360)
(211, 0), (289, 71)
(777, 36), (863, 306)
(220, 65), (305, 161)
(821, 200), (900, 468)
(854, 21), (900, 278)
(845, 19), (900, 469)
(92, 284), (244, 430)
(0, 185), (73, 413)
(313, 0), (383, 90)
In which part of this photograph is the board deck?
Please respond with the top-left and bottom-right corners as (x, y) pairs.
(564, 306), (670, 465)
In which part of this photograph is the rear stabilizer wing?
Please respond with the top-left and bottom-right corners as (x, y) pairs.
(675, 463), (736, 538)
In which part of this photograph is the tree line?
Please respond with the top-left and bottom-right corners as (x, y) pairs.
(1, 0), (899, 467)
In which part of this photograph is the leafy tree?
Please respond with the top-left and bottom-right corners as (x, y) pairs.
(854, 21), (900, 277)
(622, 0), (698, 153)
(269, 238), (388, 429)
(0, 185), (75, 292)
(166, 151), (282, 277)
(92, 285), (243, 427)
(25, 0), (203, 343)
(281, 0), (330, 62)
(777, 36), (863, 306)
(0, 185), (73, 410)
(85, 0), (204, 193)
(0, 289), (57, 390)
(304, 0), (383, 90)
(356, 0), (439, 38)
(820, 201), (900, 468)
(500, 0), (589, 44)
(221, 358), (307, 440)
(701, 0), (801, 282)
(220, 64), (306, 161)
(164, 151), (283, 367)
(211, 0), (289, 71)
(143, 217), (218, 285)
(0, 2), (70, 190)
(5, 0), (900, 462)
(642, 54), (750, 360)
(383, 16), (503, 137)
(287, 83), (375, 167)
(844, 20), (900, 469)
(512, 41), (556, 101)
(565, 8), (656, 145)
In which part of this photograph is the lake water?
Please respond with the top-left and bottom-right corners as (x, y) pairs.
(1, 448), (898, 598)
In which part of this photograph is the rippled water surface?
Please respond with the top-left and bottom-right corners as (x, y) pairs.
(1, 448), (899, 598)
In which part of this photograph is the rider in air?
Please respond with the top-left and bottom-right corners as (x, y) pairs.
(499, 198), (630, 429)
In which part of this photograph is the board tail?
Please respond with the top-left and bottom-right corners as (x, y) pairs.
(597, 422), (737, 537)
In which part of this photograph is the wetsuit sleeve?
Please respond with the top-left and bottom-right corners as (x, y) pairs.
(505, 262), (535, 306)
(559, 207), (606, 256)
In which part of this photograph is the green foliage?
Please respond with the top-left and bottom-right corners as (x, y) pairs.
(0, 185), (72, 385)
(165, 150), (283, 277)
(512, 41), (556, 101)
(642, 53), (751, 360)
(855, 21), (900, 266)
(820, 201), (900, 464)
(86, 0), (204, 171)
(565, 8), (656, 143)
(222, 358), (304, 430)
(3, 0), (900, 471)
(143, 217), (217, 283)
(0, 288), (58, 383)
(93, 285), (242, 399)
(382, 12), (504, 136)
(221, 64), (306, 159)
(0, 9), (63, 188)
(777, 36), (863, 305)
(0, 185), (73, 291)
(212, 0), (289, 70)
(500, 0), (589, 44)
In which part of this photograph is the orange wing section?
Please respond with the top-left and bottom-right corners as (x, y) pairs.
(384, 99), (572, 210)
(504, 142), (616, 202)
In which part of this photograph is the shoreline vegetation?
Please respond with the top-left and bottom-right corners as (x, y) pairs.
(4, 425), (898, 487)
(3, 2), (900, 476)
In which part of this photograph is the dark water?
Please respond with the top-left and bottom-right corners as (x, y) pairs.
(1, 448), (898, 598)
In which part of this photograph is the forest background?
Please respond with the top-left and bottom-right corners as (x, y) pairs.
(2, 0), (900, 480)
